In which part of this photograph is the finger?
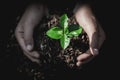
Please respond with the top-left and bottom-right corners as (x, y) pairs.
(89, 28), (100, 56)
(77, 50), (92, 62)
(90, 47), (99, 56)
(76, 61), (83, 67)
(89, 31), (99, 55)
(24, 26), (34, 51)
(30, 51), (40, 58)
(76, 52), (93, 67)
(23, 51), (40, 63)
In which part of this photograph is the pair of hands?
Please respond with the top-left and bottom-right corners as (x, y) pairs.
(15, 4), (105, 67)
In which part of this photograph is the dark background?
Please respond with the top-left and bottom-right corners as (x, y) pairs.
(0, 0), (119, 80)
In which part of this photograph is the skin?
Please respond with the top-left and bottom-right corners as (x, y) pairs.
(15, 3), (106, 66)
(75, 5), (106, 66)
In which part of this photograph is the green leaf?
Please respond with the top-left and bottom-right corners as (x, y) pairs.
(60, 34), (70, 49)
(68, 25), (82, 37)
(68, 24), (80, 32)
(46, 27), (63, 39)
(60, 14), (68, 32)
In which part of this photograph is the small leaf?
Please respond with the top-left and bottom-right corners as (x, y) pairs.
(64, 29), (69, 34)
(60, 14), (68, 31)
(60, 34), (70, 49)
(46, 27), (63, 39)
(68, 27), (82, 37)
(68, 24), (80, 32)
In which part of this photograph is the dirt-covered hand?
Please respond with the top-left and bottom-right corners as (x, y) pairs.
(15, 4), (47, 63)
(75, 5), (106, 66)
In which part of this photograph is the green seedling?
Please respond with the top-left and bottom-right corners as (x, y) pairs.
(46, 14), (82, 49)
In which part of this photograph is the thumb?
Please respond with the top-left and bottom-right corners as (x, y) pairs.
(89, 32), (99, 56)
(90, 47), (99, 56)
(24, 27), (34, 51)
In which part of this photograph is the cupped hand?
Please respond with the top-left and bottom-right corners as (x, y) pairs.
(15, 22), (40, 63)
(75, 5), (106, 67)
(15, 4), (47, 63)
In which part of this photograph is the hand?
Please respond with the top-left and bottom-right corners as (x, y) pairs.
(15, 23), (40, 63)
(75, 5), (106, 67)
(15, 4), (47, 63)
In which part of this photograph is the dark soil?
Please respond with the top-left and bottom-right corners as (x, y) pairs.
(7, 14), (89, 80)
(34, 14), (89, 67)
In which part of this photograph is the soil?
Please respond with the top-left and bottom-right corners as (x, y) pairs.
(7, 14), (89, 80)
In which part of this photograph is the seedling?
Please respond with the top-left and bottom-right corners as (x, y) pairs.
(46, 14), (82, 49)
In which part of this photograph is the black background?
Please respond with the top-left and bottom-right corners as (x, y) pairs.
(0, 0), (119, 80)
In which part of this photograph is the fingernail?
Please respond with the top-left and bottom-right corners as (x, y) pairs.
(93, 48), (99, 55)
(27, 45), (32, 51)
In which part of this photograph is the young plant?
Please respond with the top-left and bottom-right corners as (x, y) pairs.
(46, 14), (82, 49)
